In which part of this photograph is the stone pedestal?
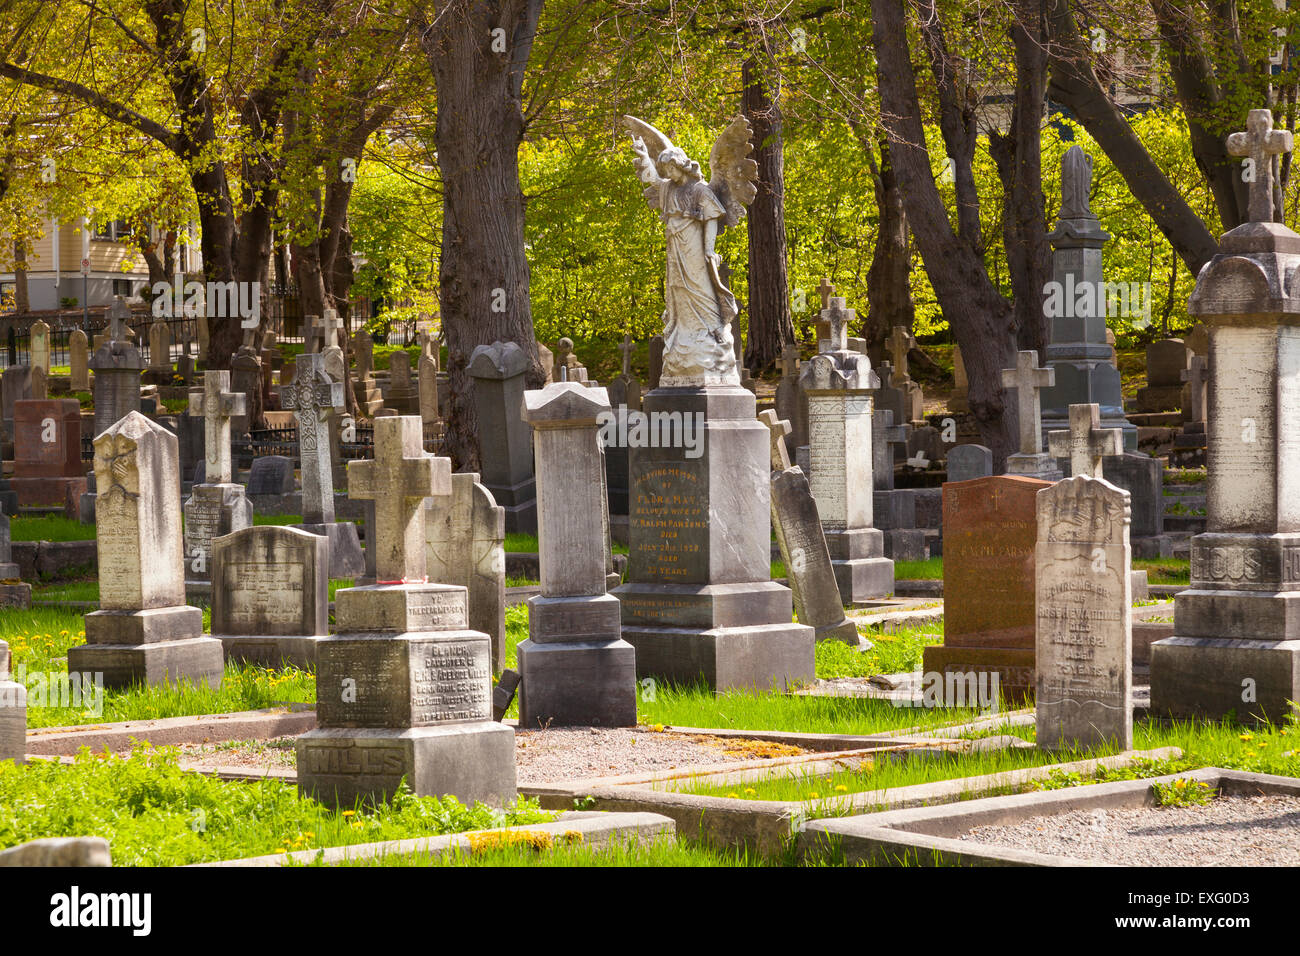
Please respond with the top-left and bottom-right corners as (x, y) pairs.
(468, 342), (537, 534)
(68, 412), (223, 689)
(296, 583), (516, 808)
(613, 386), (814, 692)
(1151, 213), (1300, 724)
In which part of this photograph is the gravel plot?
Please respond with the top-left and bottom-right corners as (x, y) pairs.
(515, 727), (803, 786)
(962, 795), (1300, 865)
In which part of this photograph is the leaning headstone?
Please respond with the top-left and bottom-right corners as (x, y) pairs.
(1036, 476), (1133, 750)
(1001, 350), (1063, 480)
(468, 341), (537, 534)
(183, 371), (253, 587)
(296, 415), (515, 807)
(211, 525), (330, 668)
(248, 455), (296, 495)
(923, 475), (1050, 700)
(285, 354), (364, 578)
(89, 298), (143, 437)
(946, 443), (992, 484)
(11, 399), (86, 510)
(426, 472), (507, 673)
(69, 328), (90, 392)
(799, 297), (893, 603)
(1151, 108), (1300, 723)
(0, 636), (25, 764)
(762, 411), (860, 645)
(68, 412), (223, 687)
(517, 383), (635, 726)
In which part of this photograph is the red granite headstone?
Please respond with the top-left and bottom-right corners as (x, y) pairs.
(923, 474), (1050, 700)
(12, 398), (87, 509)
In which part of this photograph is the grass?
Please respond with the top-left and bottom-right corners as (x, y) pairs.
(894, 557), (943, 580)
(9, 515), (96, 542)
(345, 835), (762, 867)
(817, 622), (942, 678)
(1133, 557), (1190, 584)
(31, 579), (357, 604)
(252, 514), (307, 526)
(0, 744), (555, 866)
(503, 531), (628, 556)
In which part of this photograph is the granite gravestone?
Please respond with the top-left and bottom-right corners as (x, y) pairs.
(89, 298), (143, 438)
(608, 334), (642, 413)
(69, 329), (90, 392)
(68, 412), (223, 687)
(146, 320), (173, 384)
(1136, 339), (1190, 412)
(799, 297), (894, 603)
(248, 455), (295, 495)
(922, 475), (1050, 700)
(1172, 355), (1208, 466)
(426, 472), (507, 673)
(467, 341), (537, 534)
(1, 365), (34, 442)
(285, 354), (365, 578)
(1001, 350), (1063, 480)
(774, 345), (803, 457)
(211, 525), (329, 668)
(384, 350), (418, 414)
(945, 444), (992, 484)
(0, 637), (25, 765)
(761, 411), (860, 645)
(1038, 146), (1137, 451)
(11, 399), (86, 509)
(1151, 108), (1300, 724)
(183, 371), (253, 587)
(517, 383), (636, 727)
(296, 416), (515, 807)
(1035, 475), (1133, 750)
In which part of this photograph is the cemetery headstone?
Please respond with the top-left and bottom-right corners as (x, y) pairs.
(0, 511), (30, 607)
(1039, 145), (1137, 451)
(68, 412), (223, 687)
(183, 371), (253, 587)
(1135, 338), (1190, 412)
(248, 455), (296, 495)
(1, 365), (34, 442)
(1048, 402), (1124, 480)
(352, 328), (383, 415)
(517, 383), (636, 726)
(1172, 355), (1208, 466)
(146, 320), (173, 384)
(211, 525), (330, 668)
(0, 636), (25, 764)
(468, 341), (537, 534)
(608, 334), (643, 412)
(426, 472), (507, 673)
(418, 331), (440, 424)
(383, 350), (418, 414)
(1001, 350), (1063, 480)
(30, 319), (50, 375)
(1036, 475), (1133, 750)
(798, 296), (894, 603)
(297, 415), (515, 807)
(69, 329), (90, 392)
(774, 345), (803, 455)
(11, 399), (86, 510)
(946, 443), (992, 484)
(1151, 107), (1300, 723)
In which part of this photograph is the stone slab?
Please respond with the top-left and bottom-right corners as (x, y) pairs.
(517, 638), (638, 728)
(66, 636), (225, 689)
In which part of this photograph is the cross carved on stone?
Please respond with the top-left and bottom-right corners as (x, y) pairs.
(619, 334), (635, 377)
(188, 370), (246, 484)
(758, 409), (792, 471)
(1047, 402), (1123, 479)
(879, 408), (911, 454)
(1182, 355), (1208, 423)
(348, 416), (446, 583)
(888, 327), (916, 381)
(283, 354), (345, 524)
(109, 297), (132, 344)
(1227, 108), (1294, 223)
(780, 345), (800, 379)
(1000, 350), (1055, 455)
(821, 297), (854, 353)
(308, 310), (344, 353)
(815, 278), (836, 344)
(876, 361), (895, 392)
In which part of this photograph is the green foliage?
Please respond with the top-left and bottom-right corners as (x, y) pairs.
(1152, 777), (1217, 807)
(9, 516), (96, 542)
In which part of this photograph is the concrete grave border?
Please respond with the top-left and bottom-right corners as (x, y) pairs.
(796, 767), (1297, 866)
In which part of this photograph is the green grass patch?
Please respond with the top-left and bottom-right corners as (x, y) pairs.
(894, 557), (943, 580)
(1133, 557), (1190, 584)
(345, 835), (761, 867)
(504, 531), (627, 556)
(252, 514), (305, 526)
(816, 622), (943, 678)
(0, 745), (554, 866)
(32, 579), (356, 605)
(9, 515), (96, 542)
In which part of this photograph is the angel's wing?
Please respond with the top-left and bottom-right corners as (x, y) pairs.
(707, 115), (759, 230)
(622, 115), (675, 210)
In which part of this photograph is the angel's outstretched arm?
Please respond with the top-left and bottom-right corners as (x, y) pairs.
(629, 136), (663, 190)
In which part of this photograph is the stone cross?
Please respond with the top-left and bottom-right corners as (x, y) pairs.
(318, 308), (344, 351)
(1227, 108), (1293, 223)
(887, 327), (916, 381)
(821, 297), (853, 352)
(283, 354), (345, 524)
(188, 370), (246, 484)
(1048, 402), (1123, 479)
(817, 277), (835, 309)
(1182, 355), (1208, 423)
(619, 334), (634, 377)
(1001, 350), (1055, 455)
(758, 409), (792, 471)
(109, 297), (132, 344)
(348, 416), (445, 583)
(780, 345), (799, 379)
(876, 360), (895, 392)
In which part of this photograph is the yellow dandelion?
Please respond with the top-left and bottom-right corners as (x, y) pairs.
(808, 791), (820, 799)
(726, 792), (739, 798)
(835, 785), (848, 792)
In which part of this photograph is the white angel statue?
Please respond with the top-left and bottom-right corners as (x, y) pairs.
(623, 115), (758, 386)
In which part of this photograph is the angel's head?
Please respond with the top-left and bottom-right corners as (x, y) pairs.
(656, 147), (702, 183)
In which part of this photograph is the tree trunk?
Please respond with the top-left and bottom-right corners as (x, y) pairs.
(741, 55), (795, 374)
(421, 0), (544, 471)
(13, 241), (28, 314)
(864, 133), (913, 357)
(873, 0), (1017, 464)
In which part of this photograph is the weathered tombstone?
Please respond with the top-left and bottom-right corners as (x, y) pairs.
(284, 354), (364, 577)
(1039, 145), (1137, 451)
(923, 475), (1051, 700)
(1036, 475), (1133, 750)
(426, 472), (507, 672)
(608, 334), (642, 412)
(0, 512), (30, 608)
(946, 444), (992, 484)
(799, 297), (894, 603)
(68, 329), (90, 392)
(146, 320), (173, 383)
(1048, 402), (1124, 481)
(872, 409), (909, 492)
(1135, 338), (1190, 413)
(601, 403), (631, 518)
(211, 525), (329, 668)
(384, 349), (418, 414)
(467, 341), (537, 534)
(761, 411), (860, 644)
(228, 342), (261, 440)
(872, 362), (908, 461)
(1151, 108), (1300, 724)
(12, 397), (86, 515)
(29, 320), (50, 374)
(183, 371), (253, 586)
(0, 634), (25, 763)
(1172, 355), (1209, 466)
(1001, 350), (1063, 480)
(296, 415), (515, 807)
(516, 383), (635, 726)
(68, 412), (223, 687)
(1, 365), (34, 442)
(248, 455), (295, 495)
(418, 331), (440, 424)
(1100, 452), (1164, 539)
(352, 328), (382, 415)
(774, 345), (803, 455)
(196, 312), (209, 363)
